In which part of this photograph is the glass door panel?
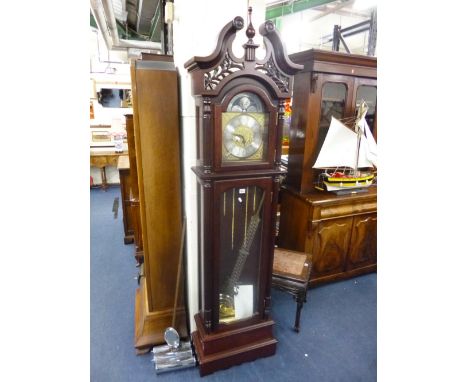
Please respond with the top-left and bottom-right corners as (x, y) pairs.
(218, 185), (265, 324)
(317, 82), (347, 156)
(355, 85), (377, 133)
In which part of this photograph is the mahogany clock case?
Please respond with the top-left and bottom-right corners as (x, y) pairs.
(185, 10), (303, 376)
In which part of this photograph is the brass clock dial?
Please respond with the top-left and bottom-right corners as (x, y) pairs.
(224, 114), (262, 158)
(222, 92), (268, 163)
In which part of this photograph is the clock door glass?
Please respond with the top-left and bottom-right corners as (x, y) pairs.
(218, 186), (265, 324)
(222, 92), (269, 163)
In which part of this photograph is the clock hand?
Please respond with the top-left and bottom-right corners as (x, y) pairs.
(232, 133), (246, 146)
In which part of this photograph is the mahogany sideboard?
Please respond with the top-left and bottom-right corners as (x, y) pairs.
(277, 186), (377, 286)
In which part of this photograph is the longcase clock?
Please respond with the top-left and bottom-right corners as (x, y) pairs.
(184, 8), (303, 376)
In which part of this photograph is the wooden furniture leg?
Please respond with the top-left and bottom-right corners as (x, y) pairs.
(294, 292), (306, 332)
(100, 166), (108, 191)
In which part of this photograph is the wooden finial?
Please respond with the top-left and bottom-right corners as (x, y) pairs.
(243, 6), (258, 61)
(246, 6), (255, 40)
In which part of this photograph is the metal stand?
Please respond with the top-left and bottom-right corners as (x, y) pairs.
(152, 340), (196, 374)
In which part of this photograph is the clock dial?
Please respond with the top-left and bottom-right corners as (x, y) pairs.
(224, 114), (262, 158)
(222, 92), (269, 163)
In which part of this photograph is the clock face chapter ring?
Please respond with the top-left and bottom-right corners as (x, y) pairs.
(223, 114), (262, 158)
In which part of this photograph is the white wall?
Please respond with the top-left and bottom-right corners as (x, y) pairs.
(172, 0), (266, 332)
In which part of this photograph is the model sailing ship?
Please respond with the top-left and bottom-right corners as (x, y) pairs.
(313, 102), (377, 194)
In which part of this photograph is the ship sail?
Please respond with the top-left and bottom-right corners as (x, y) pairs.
(359, 117), (377, 167)
(313, 116), (377, 169)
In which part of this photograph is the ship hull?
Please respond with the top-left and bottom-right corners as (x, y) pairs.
(316, 173), (375, 193)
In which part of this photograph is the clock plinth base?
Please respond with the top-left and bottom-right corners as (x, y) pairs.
(134, 278), (188, 354)
(192, 313), (277, 376)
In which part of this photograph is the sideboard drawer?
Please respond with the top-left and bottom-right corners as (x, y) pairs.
(314, 200), (377, 220)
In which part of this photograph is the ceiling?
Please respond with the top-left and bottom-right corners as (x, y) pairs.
(90, 0), (164, 53)
(90, 0), (375, 56)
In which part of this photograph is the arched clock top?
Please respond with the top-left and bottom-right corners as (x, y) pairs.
(184, 7), (304, 98)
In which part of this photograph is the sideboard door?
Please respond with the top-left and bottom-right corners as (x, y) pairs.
(310, 217), (353, 279)
(346, 213), (377, 271)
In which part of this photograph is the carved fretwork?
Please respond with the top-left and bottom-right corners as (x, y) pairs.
(255, 57), (290, 93)
(204, 51), (244, 90)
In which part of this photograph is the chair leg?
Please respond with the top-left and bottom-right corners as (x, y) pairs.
(294, 293), (306, 332)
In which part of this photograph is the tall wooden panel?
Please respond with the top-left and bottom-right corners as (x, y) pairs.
(131, 54), (186, 353)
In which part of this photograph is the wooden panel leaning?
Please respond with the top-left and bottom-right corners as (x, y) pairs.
(130, 54), (187, 354)
(272, 247), (313, 332)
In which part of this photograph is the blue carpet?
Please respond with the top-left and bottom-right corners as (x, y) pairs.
(91, 187), (376, 381)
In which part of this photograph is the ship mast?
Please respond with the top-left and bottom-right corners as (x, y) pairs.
(353, 101), (368, 176)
